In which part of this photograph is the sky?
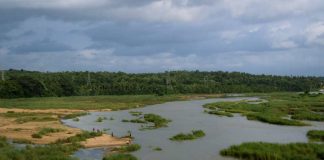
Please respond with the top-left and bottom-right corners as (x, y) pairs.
(0, 0), (324, 75)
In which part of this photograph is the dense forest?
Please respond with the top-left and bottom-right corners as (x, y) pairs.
(0, 69), (323, 98)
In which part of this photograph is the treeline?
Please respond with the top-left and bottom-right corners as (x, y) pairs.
(0, 69), (322, 98)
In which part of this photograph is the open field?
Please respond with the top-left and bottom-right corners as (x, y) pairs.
(0, 94), (223, 110)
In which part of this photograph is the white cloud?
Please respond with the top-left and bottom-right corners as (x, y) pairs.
(110, 0), (205, 22)
(0, 0), (111, 9)
(305, 22), (324, 46)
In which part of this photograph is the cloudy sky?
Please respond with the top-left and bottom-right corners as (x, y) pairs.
(0, 0), (324, 75)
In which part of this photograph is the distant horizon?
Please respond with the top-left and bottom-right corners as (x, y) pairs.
(3, 68), (324, 77)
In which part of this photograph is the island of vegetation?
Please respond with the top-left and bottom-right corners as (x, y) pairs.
(122, 112), (171, 129)
(307, 130), (324, 142)
(170, 130), (206, 141)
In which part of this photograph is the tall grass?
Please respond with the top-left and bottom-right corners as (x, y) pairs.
(170, 130), (205, 141)
(307, 130), (324, 142)
(220, 142), (324, 160)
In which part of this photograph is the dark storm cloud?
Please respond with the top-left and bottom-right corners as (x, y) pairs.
(0, 0), (324, 75)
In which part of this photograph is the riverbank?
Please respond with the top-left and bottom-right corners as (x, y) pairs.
(0, 94), (223, 146)
(0, 108), (129, 147)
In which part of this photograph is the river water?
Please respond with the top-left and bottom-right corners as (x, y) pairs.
(63, 97), (324, 160)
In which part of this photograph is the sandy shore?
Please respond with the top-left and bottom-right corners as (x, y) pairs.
(0, 108), (129, 147)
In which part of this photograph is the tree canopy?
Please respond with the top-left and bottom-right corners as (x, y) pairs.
(0, 69), (322, 98)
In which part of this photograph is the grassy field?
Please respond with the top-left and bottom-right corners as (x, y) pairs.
(204, 92), (324, 126)
(0, 94), (222, 110)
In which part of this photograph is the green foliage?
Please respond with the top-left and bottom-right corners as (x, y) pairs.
(0, 136), (79, 160)
(112, 144), (141, 152)
(55, 131), (102, 144)
(16, 116), (57, 124)
(203, 93), (324, 126)
(96, 117), (104, 122)
(170, 130), (206, 141)
(122, 119), (147, 123)
(153, 147), (162, 151)
(307, 130), (324, 142)
(0, 69), (322, 98)
(62, 112), (89, 119)
(0, 95), (184, 110)
(12, 139), (33, 144)
(32, 128), (64, 139)
(206, 110), (233, 117)
(143, 113), (171, 128)
(246, 113), (308, 126)
(129, 111), (142, 116)
(103, 153), (138, 160)
(220, 142), (324, 160)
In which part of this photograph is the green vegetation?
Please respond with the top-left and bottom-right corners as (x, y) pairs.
(112, 144), (141, 152)
(62, 112), (89, 119)
(122, 119), (147, 123)
(143, 113), (171, 128)
(129, 111), (142, 116)
(0, 111), (58, 123)
(32, 128), (65, 139)
(0, 69), (321, 99)
(103, 153), (138, 160)
(55, 131), (102, 144)
(246, 113), (307, 126)
(12, 139), (33, 144)
(220, 142), (324, 160)
(0, 95), (192, 110)
(203, 92), (324, 126)
(307, 130), (324, 142)
(170, 130), (206, 141)
(96, 117), (104, 122)
(0, 136), (79, 160)
(122, 112), (170, 129)
(205, 110), (233, 117)
(153, 147), (162, 151)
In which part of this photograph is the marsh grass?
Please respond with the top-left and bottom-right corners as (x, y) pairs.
(203, 93), (324, 126)
(220, 142), (324, 160)
(122, 113), (171, 129)
(55, 131), (102, 144)
(122, 119), (147, 123)
(32, 127), (65, 139)
(103, 153), (138, 160)
(0, 136), (79, 160)
(153, 147), (162, 151)
(170, 130), (205, 141)
(0, 95), (191, 110)
(62, 112), (89, 120)
(12, 139), (33, 144)
(206, 110), (233, 117)
(112, 144), (141, 152)
(143, 113), (171, 128)
(129, 111), (142, 117)
(307, 130), (324, 142)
